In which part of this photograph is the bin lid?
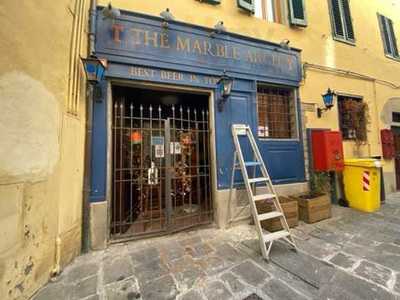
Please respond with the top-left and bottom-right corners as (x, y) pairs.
(344, 158), (383, 168)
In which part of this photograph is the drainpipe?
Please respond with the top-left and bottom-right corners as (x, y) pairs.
(82, 0), (97, 253)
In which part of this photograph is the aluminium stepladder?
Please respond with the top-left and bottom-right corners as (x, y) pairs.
(228, 124), (297, 260)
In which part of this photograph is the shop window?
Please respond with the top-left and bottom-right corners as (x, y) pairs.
(257, 86), (297, 139)
(328, 0), (355, 44)
(338, 96), (368, 141)
(378, 14), (399, 60)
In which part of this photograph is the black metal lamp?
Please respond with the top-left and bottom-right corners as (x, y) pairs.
(81, 55), (107, 85)
(217, 71), (233, 112)
(317, 88), (336, 118)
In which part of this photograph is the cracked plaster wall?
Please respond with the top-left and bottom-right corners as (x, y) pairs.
(0, 0), (88, 299)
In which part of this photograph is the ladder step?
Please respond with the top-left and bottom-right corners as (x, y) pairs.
(253, 194), (276, 201)
(248, 177), (268, 183)
(258, 211), (283, 221)
(262, 230), (290, 243)
(244, 161), (261, 167)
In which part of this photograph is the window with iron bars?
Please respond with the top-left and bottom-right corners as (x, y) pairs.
(257, 85), (297, 139)
(338, 96), (368, 141)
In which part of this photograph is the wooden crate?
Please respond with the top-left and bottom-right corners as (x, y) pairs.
(256, 196), (298, 232)
(295, 194), (332, 224)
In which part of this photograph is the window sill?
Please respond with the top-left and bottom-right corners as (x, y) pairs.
(385, 54), (400, 62)
(332, 36), (356, 47)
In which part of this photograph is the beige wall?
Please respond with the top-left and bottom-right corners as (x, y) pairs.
(0, 0), (88, 299)
(98, 0), (400, 192)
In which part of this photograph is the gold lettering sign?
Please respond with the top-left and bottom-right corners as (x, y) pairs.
(114, 25), (295, 72)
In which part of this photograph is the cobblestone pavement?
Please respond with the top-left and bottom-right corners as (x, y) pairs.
(33, 193), (400, 300)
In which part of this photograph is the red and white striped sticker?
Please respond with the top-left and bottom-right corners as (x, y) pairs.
(363, 171), (370, 191)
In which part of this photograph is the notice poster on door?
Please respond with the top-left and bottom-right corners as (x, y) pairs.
(258, 126), (269, 137)
(130, 130), (142, 144)
(155, 144), (164, 158)
(170, 142), (182, 154)
(151, 136), (164, 145)
(152, 136), (165, 158)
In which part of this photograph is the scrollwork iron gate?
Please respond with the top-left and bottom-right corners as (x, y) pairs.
(111, 96), (213, 239)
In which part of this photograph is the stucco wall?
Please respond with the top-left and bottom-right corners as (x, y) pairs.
(97, 0), (400, 192)
(0, 0), (88, 299)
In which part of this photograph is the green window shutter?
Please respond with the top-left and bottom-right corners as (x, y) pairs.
(387, 18), (399, 57)
(202, 0), (221, 5)
(237, 0), (255, 13)
(330, 0), (345, 39)
(341, 0), (354, 41)
(288, 0), (307, 27)
(378, 14), (392, 55)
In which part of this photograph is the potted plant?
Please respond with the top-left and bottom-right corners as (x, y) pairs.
(293, 172), (332, 223)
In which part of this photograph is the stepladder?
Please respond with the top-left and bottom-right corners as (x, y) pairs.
(228, 124), (297, 260)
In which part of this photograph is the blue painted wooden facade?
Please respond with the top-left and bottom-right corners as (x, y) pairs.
(90, 9), (306, 202)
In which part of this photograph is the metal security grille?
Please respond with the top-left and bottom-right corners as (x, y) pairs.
(111, 95), (212, 239)
(257, 86), (296, 139)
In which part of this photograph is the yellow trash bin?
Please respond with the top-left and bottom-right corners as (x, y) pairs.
(343, 159), (382, 213)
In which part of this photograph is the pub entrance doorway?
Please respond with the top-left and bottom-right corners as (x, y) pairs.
(110, 85), (213, 240)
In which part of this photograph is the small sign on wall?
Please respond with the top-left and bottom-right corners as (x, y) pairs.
(302, 102), (316, 112)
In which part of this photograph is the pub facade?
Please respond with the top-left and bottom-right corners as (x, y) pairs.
(89, 7), (307, 245)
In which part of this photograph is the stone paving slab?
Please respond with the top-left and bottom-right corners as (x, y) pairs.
(262, 278), (309, 300)
(270, 243), (336, 289)
(32, 193), (400, 300)
(318, 269), (397, 300)
(329, 252), (359, 270)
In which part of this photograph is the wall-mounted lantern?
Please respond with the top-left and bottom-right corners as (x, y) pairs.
(217, 71), (233, 112)
(160, 8), (175, 29)
(102, 3), (120, 20)
(80, 55), (107, 85)
(210, 21), (226, 37)
(317, 88), (336, 118)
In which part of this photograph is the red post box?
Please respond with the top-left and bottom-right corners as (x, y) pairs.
(311, 130), (344, 172)
(381, 129), (395, 159)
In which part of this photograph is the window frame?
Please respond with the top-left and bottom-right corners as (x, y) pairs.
(256, 83), (300, 141)
(336, 93), (367, 141)
(288, 0), (307, 27)
(328, 0), (356, 45)
(237, 0), (255, 13)
(392, 112), (400, 124)
(377, 13), (400, 62)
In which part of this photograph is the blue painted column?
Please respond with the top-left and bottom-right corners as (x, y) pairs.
(90, 81), (108, 202)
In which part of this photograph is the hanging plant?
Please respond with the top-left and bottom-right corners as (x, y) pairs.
(342, 100), (369, 144)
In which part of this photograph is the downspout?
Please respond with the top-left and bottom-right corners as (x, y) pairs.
(82, 0), (97, 253)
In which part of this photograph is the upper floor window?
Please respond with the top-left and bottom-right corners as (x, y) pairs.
(255, 0), (287, 24)
(328, 0), (355, 44)
(378, 14), (399, 60)
(257, 85), (298, 139)
(254, 0), (307, 26)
